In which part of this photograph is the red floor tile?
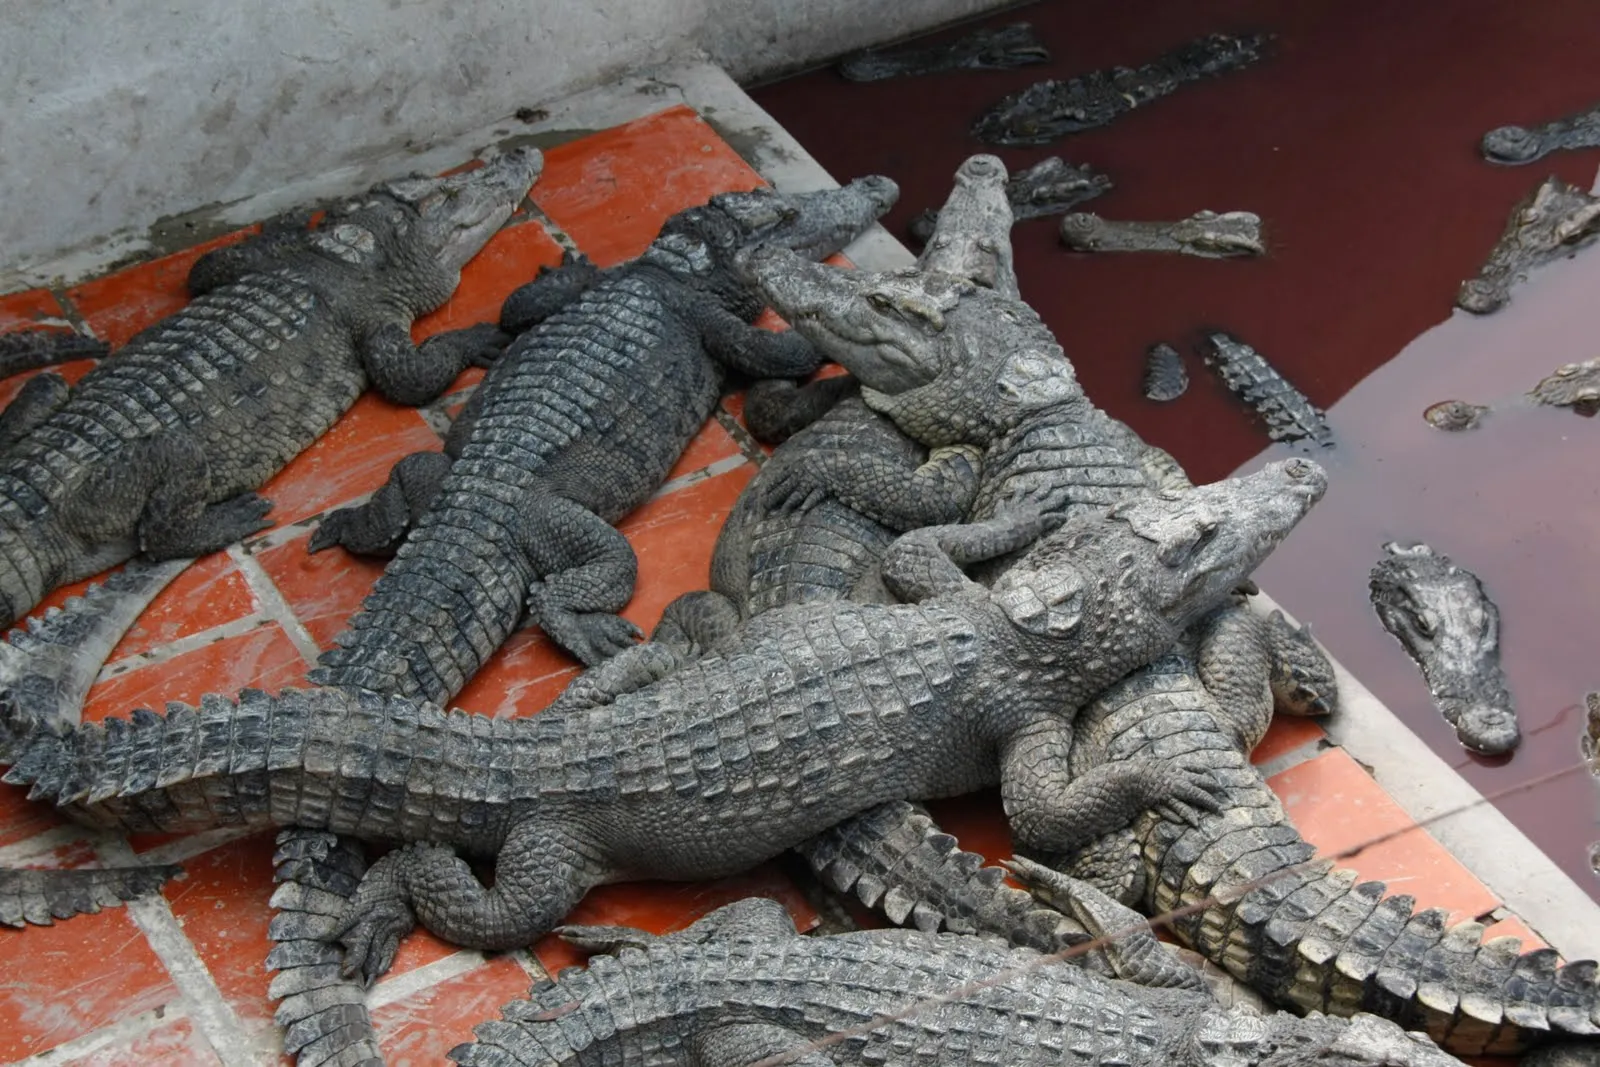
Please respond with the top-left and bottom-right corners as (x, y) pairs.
(532, 862), (819, 975)
(372, 956), (532, 1063)
(533, 106), (765, 267)
(0, 783), (73, 850)
(84, 624), (308, 725)
(254, 532), (389, 651)
(57, 1016), (220, 1067)
(67, 229), (259, 347)
(664, 416), (742, 483)
(413, 219), (564, 341)
(95, 555), (256, 663)
(255, 393), (441, 529)
(452, 631), (585, 721)
(1482, 914), (1550, 955)
(0, 907), (178, 1061)
(0, 287), (67, 330)
(1268, 749), (1501, 924)
(1251, 714), (1327, 766)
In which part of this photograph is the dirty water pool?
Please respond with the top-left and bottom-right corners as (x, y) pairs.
(753, 0), (1600, 900)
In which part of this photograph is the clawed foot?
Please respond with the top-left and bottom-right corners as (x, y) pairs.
(143, 492), (274, 557)
(420, 323), (515, 370)
(528, 587), (642, 666)
(333, 893), (416, 987)
(308, 500), (405, 556)
(1146, 762), (1227, 827)
(760, 462), (833, 516)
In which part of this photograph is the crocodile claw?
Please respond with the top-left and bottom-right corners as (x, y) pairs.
(334, 896), (415, 987)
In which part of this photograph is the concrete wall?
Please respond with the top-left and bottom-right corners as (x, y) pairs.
(0, 0), (1009, 289)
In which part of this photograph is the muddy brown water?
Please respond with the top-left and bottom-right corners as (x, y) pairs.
(753, 0), (1600, 899)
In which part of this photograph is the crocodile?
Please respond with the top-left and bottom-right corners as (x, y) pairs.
(0, 147), (542, 632)
(1369, 541), (1520, 755)
(836, 22), (1049, 82)
(1143, 342), (1190, 401)
(1481, 100), (1600, 165)
(307, 177), (896, 681)
(1529, 357), (1600, 416)
(906, 156), (1112, 247)
(1060, 210), (1266, 257)
(0, 863), (181, 927)
(447, 896), (1465, 1067)
(807, 594), (1600, 1057)
(1423, 400), (1490, 432)
(0, 458), (1326, 989)
(1204, 331), (1334, 449)
(0, 328), (108, 386)
(971, 31), (1270, 146)
(1458, 176), (1600, 315)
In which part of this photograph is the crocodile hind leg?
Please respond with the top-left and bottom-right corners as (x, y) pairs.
(309, 450), (455, 556)
(652, 590), (743, 658)
(0, 372), (71, 450)
(519, 492), (643, 666)
(333, 818), (603, 986)
(741, 375), (860, 445)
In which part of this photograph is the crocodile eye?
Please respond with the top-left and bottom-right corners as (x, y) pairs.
(868, 293), (892, 311)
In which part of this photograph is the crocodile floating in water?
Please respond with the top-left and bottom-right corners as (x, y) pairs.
(907, 156), (1112, 247)
(0, 148), (542, 632)
(971, 31), (1269, 146)
(0, 459), (1325, 991)
(1061, 210), (1266, 257)
(1142, 342), (1189, 401)
(447, 897), (1465, 1067)
(1203, 331), (1333, 448)
(1481, 99), (1600, 166)
(836, 22), (1050, 82)
(1369, 541), (1520, 755)
(1423, 399), (1490, 432)
(1530, 357), (1600, 416)
(1458, 176), (1600, 315)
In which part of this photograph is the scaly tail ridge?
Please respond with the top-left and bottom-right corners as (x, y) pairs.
(0, 864), (181, 926)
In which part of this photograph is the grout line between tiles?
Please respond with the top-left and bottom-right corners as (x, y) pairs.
(649, 454), (750, 501)
(245, 510), (364, 554)
(713, 405), (770, 468)
(508, 947), (549, 983)
(10, 1005), (179, 1066)
(95, 614), (273, 683)
(134, 825), (265, 868)
(0, 825), (101, 867)
(365, 949), (491, 1011)
(93, 837), (266, 1067)
(226, 545), (322, 667)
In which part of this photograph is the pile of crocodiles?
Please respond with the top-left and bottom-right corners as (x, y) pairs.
(0, 127), (1595, 1067)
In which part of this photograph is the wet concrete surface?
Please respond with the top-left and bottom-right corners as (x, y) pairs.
(752, 0), (1600, 899)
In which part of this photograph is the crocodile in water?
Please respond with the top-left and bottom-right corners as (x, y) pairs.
(907, 156), (1112, 247)
(1204, 331), (1333, 448)
(1481, 99), (1600, 166)
(1458, 176), (1600, 315)
(837, 22), (1049, 82)
(0, 148), (542, 631)
(1369, 540), (1520, 755)
(972, 31), (1269, 146)
(1530, 357), (1600, 416)
(1061, 210), (1266, 257)
(1143, 342), (1189, 401)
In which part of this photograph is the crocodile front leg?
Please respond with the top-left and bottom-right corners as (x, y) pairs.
(333, 817), (604, 986)
(0, 371), (72, 450)
(520, 490), (643, 665)
(760, 443), (982, 529)
(741, 375), (860, 445)
(309, 450), (454, 556)
(499, 250), (604, 332)
(696, 302), (823, 380)
(882, 512), (1049, 601)
(359, 321), (492, 407)
(652, 589), (743, 658)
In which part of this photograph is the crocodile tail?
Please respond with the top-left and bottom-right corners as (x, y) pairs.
(451, 948), (684, 1066)
(0, 328), (108, 380)
(0, 863), (181, 926)
(1172, 845), (1600, 1056)
(266, 829), (383, 1067)
(796, 800), (1088, 950)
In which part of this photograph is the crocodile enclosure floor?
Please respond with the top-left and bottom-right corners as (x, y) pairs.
(0, 7), (1596, 1064)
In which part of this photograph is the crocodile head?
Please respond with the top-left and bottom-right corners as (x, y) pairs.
(1458, 176), (1600, 313)
(993, 459), (1327, 644)
(736, 245), (1078, 446)
(917, 154), (1019, 297)
(1479, 124), (1546, 165)
(645, 176), (899, 314)
(364, 146), (544, 273)
(1238, 1011), (1466, 1067)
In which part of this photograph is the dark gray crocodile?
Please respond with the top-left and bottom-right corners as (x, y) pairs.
(1143, 342), (1189, 401)
(0, 458), (1325, 990)
(1458, 176), (1600, 315)
(0, 329), (108, 387)
(308, 177), (896, 682)
(1060, 210), (1266, 257)
(1530, 357), (1600, 416)
(808, 595), (1600, 1057)
(1369, 541), (1520, 755)
(447, 896), (1464, 1067)
(0, 863), (181, 927)
(836, 22), (1049, 82)
(906, 156), (1112, 247)
(0, 148), (542, 631)
(971, 31), (1269, 146)
(1204, 331), (1334, 449)
(1481, 100), (1600, 165)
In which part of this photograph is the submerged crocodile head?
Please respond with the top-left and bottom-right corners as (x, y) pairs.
(1479, 124), (1546, 165)
(993, 459), (1327, 643)
(736, 245), (1077, 446)
(917, 154), (1019, 296)
(1458, 176), (1600, 314)
(644, 176), (899, 315)
(361, 146), (544, 273)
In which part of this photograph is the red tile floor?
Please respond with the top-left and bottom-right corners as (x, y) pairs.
(0, 105), (1552, 1064)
